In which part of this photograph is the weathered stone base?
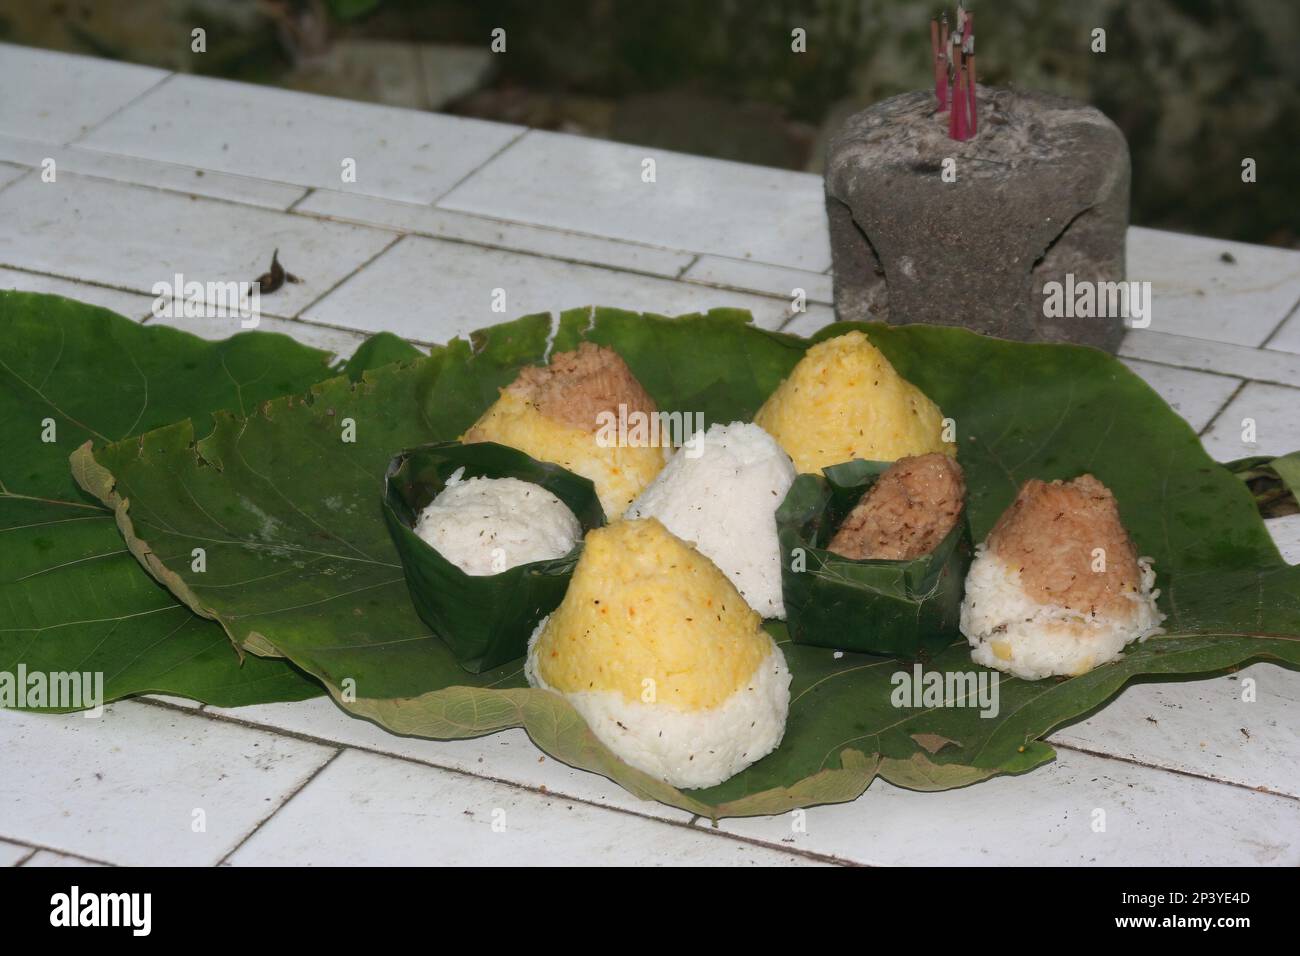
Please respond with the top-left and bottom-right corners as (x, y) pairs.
(825, 87), (1131, 352)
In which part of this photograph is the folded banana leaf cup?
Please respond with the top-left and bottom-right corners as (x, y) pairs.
(776, 458), (971, 658)
(383, 441), (606, 673)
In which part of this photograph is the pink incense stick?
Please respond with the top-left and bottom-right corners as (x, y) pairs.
(965, 12), (977, 134)
(931, 18), (946, 110)
(956, 64), (970, 141)
(939, 14), (950, 111)
(949, 65), (961, 140)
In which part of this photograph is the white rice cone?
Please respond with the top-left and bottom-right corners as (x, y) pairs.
(960, 544), (1166, 680)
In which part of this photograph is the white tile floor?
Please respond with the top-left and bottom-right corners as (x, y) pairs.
(1126, 226), (1300, 347)
(1200, 382), (1300, 461)
(0, 45), (167, 144)
(78, 74), (525, 204)
(302, 234), (817, 340)
(0, 133), (307, 209)
(1, 44), (1298, 866)
(439, 129), (834, 271)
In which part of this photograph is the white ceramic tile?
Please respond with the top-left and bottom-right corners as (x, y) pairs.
(20, 850), (107, 867)
(0, 266), (156, 319)
(0, 173), (394, 318)
(0, 161), (25, 190)
(0, 133), (306, 209)
(1121, 328), (1300, 388)
(205, 695), (692, 823)
(1199, 382), (1300, 461)
(296, 189), (695, 277)
(0, 701), (335, 866)
(304, 235), (805, 342)
(1121, 358), (1241, 433)
(1048, 664), (1300, 798)
(1264, 306), (1300, 355)
(1268, 514), (1300, 565)
(0, 44), (167, 145)
(226, 748), (821, 866)
(142, 313), (369, 360)
(684, 255), (834, 304)
(780, 306), (839, 338)
(0, 839), (34, 866)
(1127, 226), (1300, 347)
(79, 73), (523, 203)
(710, 747), (1300, 865)
(440, 130), (832, 271)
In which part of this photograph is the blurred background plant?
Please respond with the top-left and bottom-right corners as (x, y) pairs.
(1, 0), (1293, 247)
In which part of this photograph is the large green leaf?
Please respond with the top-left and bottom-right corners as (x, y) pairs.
(73, 307), (1300, 816)
(0, 291), (413, 709)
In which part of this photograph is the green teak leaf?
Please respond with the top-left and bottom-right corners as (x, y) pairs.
(0, 290), (382, 708)
(74, 307), (1300, 817)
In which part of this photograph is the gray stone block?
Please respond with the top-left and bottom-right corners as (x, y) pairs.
(825, 87), (1130, 352)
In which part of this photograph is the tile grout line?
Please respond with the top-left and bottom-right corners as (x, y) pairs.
(777, 306), (822, 333)
(292, 232), (406, 319)
(1049, 740), (1300, 804)
(428, 126), (530, 206)
(1, 127), (304, 198)
(135, 687), (1300, 862)
(1121, 354), (1246, 384)
(257, 177), (711, 264)
(285, 186), (315, 213)
(287, 201), (836, 305)
(2, 249), (1283, 387)
(215, 746), (345, 867)
(0, 166), (32, 199)
(1197, 378), (1250, 439)
(2, 162), (826, 297)
(131, 697), (851, 866)
(11, 846), (37, 867)
(65, 71), (176, 148)
(17, 164), (325, 218)
(142, 685), (1300, 826)
(290, 203), (718, 288)
(1259, 290), (1300, 350)
(0, 260), (289, 324)
(0, 835), (117, 868)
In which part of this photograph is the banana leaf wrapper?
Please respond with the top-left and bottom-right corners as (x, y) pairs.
(383, 441), (605, 673)
(776, 458), (971, 658)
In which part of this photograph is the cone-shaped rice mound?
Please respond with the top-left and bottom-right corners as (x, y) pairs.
(960, 474), (1165, 680)
(626, 421), (795, 619)
(464, 343), (664, 518)
(754, 331), (955, 475)
(525, 518), (790, 788)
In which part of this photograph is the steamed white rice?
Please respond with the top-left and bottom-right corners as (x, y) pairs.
(625, 421), (795, 619)
(960, 544), (1166, 680)
(525, 618), (791, 789)
(414, 471), (581, 576)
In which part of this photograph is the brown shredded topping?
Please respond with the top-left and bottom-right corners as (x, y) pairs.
(986, 474), (1142, 615)
(828, 453), (965, 560)
(500, 342), (657, 433)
